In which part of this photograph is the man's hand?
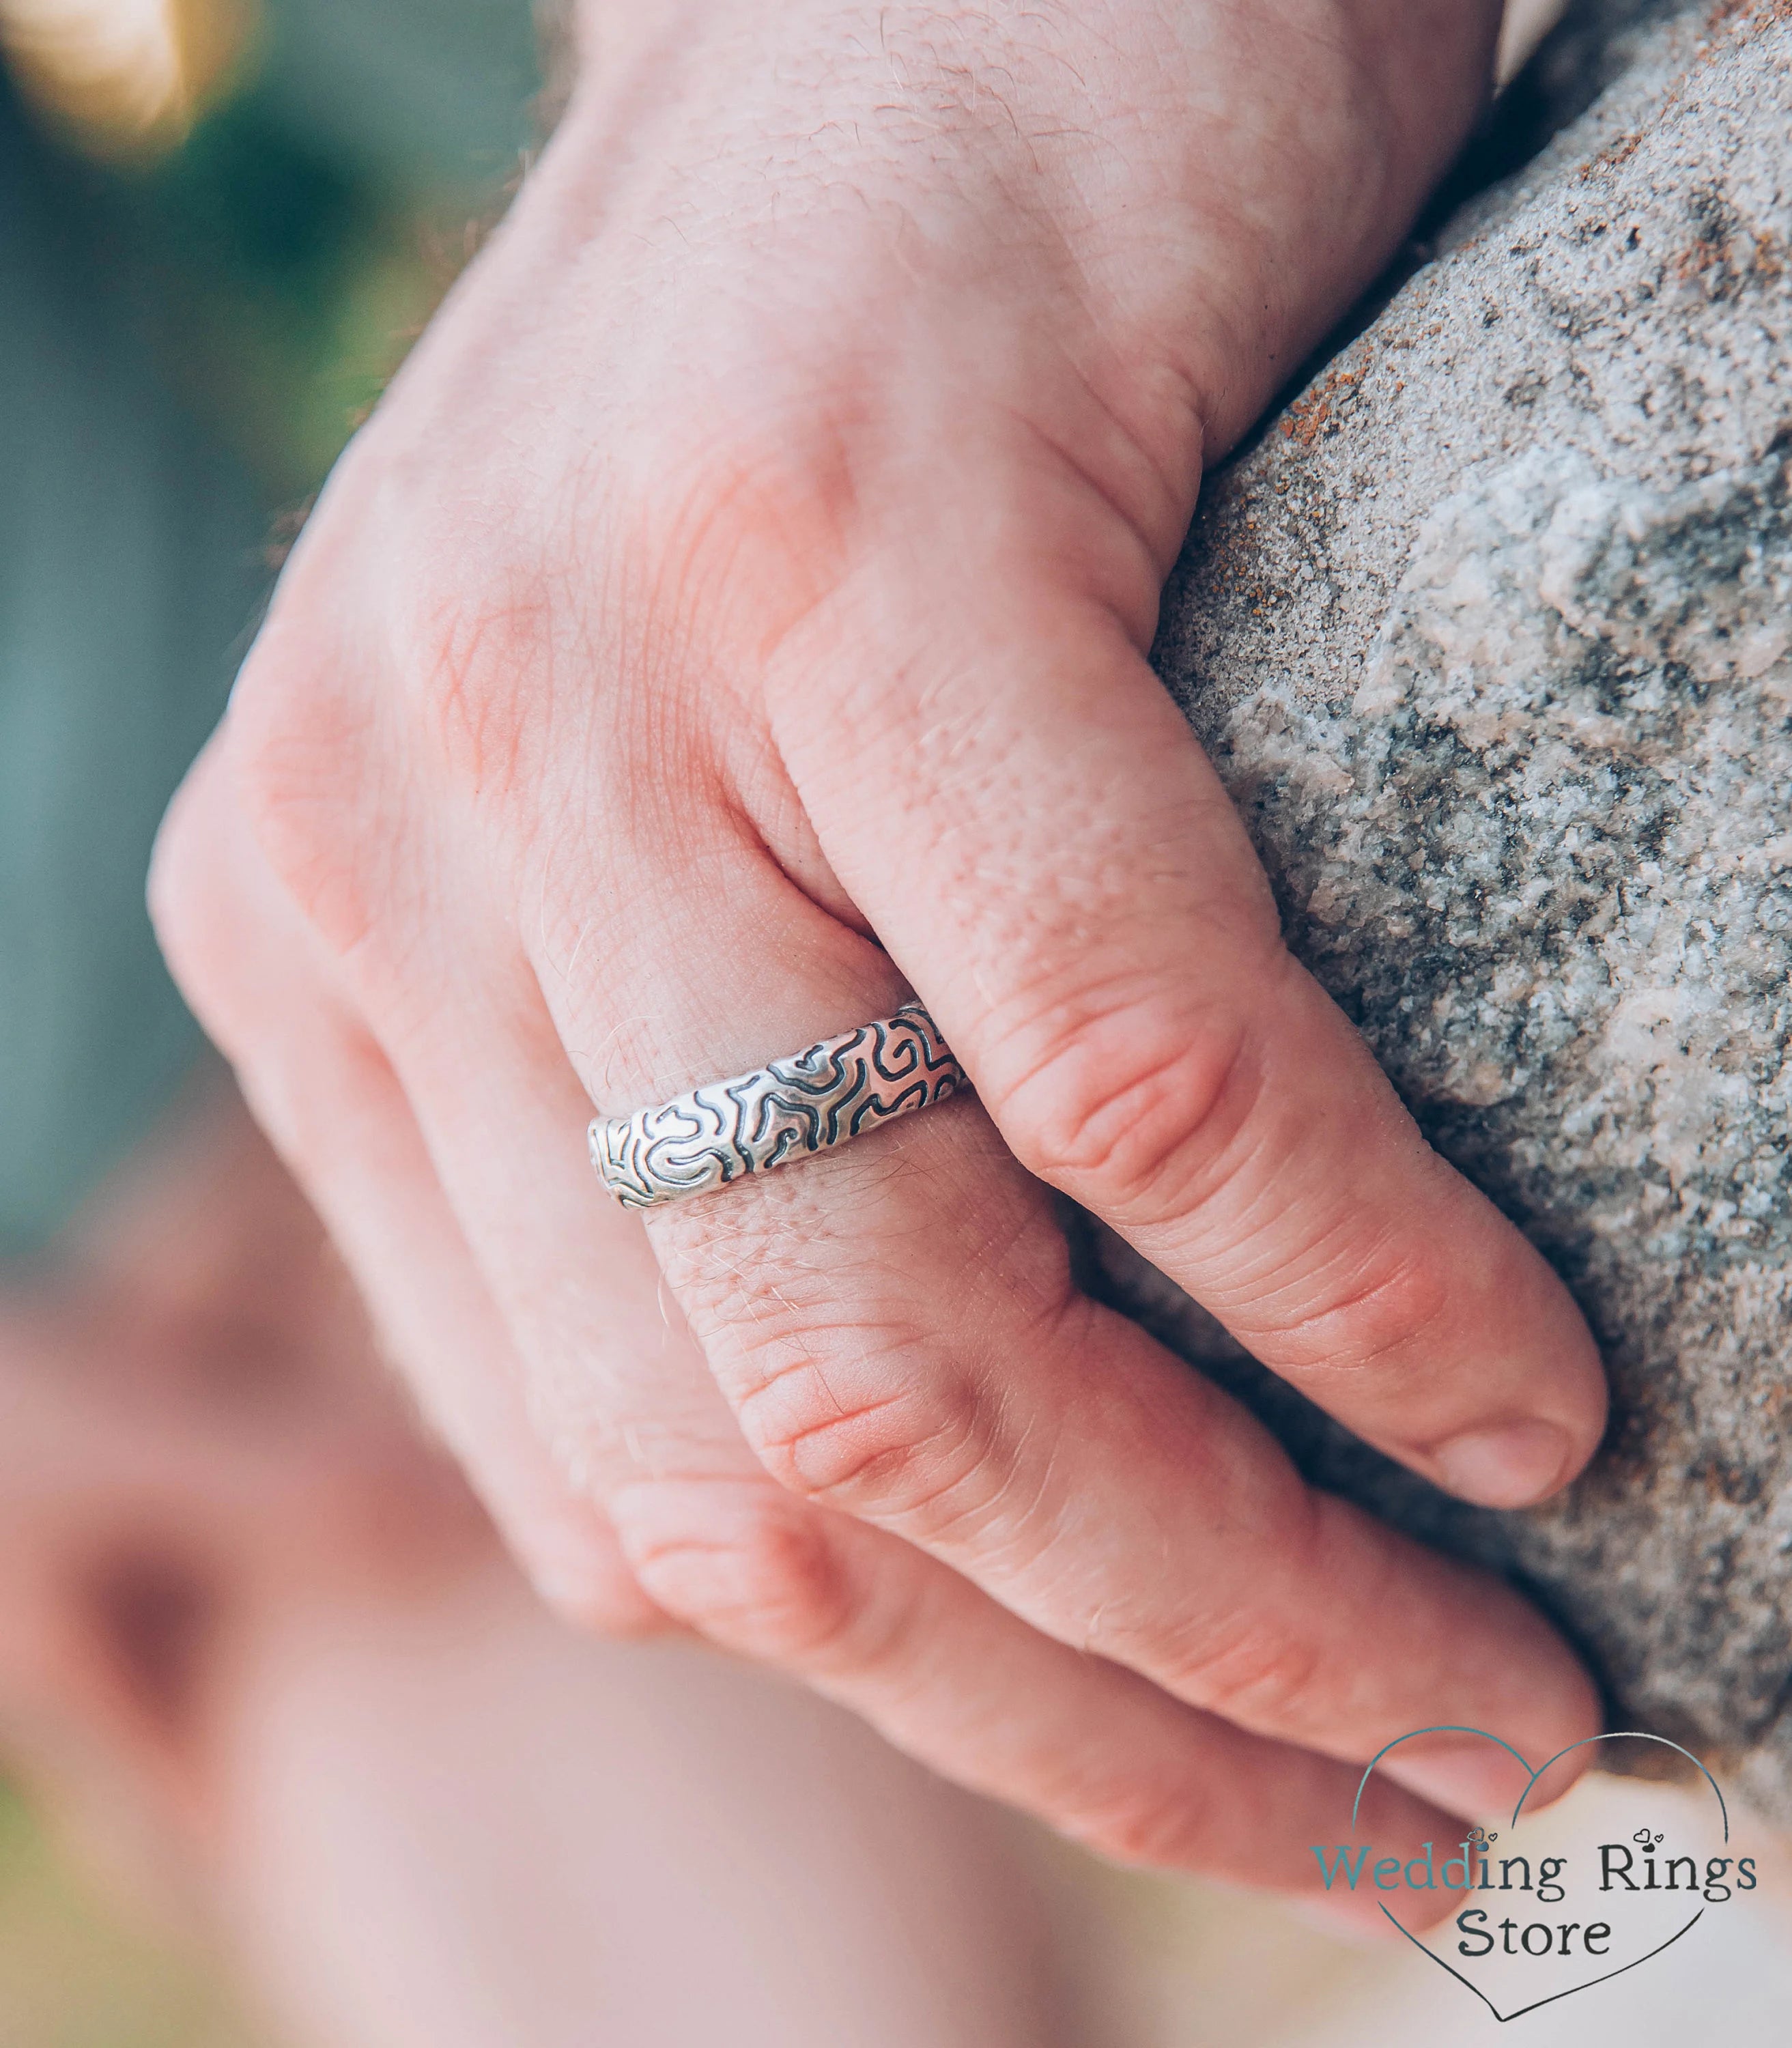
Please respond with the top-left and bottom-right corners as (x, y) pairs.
(152, 0), (1607, 1901)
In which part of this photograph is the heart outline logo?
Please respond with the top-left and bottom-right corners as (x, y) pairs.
(1352, 1726), (1729, 2023)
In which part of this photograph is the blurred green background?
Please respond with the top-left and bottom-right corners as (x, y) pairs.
(14, 0), (547, 499)
(0, 1), (539, 2036)
(0, 0), (549, 1260)
(0, 1780), (255, 2046)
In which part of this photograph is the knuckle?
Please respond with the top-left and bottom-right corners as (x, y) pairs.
(649, 434), (851, 635)
(223, 569), (552, 967)
(659, 1210), (1032, 1544)
(733, 1343), (1002, 1533)
(395, 580), (547, 806)
(1267, 1231), (1452, 1374)
(528, 1541), (674, 1641)
(1090, 1491), (1335, 1735)
(1065, 1784), (1216, 1873)
(1162, 1610), (1328, 1733)
(608, 1479), (865, 1673)
(226, 649), (382, 960)
(146, 748), (233, 997)
(989, 974), (1265, 1224)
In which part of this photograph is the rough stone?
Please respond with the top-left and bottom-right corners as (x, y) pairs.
(1113, 0), (1792, 1816)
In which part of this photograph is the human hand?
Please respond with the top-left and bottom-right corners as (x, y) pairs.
(152, 0), (1608, 1903)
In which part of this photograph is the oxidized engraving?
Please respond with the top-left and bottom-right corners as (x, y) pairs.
(589, 1004), (969, 1208)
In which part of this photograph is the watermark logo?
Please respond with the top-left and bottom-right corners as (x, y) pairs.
(1309, 1729), (1752, 2021)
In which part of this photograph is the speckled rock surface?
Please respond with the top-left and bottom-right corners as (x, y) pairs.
(1113, 0), (1792, 1814)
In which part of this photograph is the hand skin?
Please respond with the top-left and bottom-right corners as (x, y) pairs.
(0, 1100), (1092, 2046)
(152, 0), (1609, 1900)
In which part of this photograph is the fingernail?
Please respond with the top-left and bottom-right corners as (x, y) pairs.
(1432, 1419), (1572, 1507)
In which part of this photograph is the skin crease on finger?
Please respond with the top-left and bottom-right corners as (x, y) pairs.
(165, 719), (1595, 1829)
(152, 0), (1611, 1887)
(149, 756), (1486, 1907)
(391, 7), (1607, 1519)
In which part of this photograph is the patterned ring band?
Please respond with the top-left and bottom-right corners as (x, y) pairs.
(588, 1004), (970, 1210)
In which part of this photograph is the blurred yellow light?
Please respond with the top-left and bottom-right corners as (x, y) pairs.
(0, 0), (254, 152)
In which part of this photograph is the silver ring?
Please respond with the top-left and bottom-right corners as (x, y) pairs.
(589, 1004), (969, 1210)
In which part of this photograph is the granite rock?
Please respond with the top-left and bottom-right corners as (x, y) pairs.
(1115, 0), (1792, 1815)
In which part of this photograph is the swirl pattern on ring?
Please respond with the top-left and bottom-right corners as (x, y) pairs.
(589, 1004), (969, 1208)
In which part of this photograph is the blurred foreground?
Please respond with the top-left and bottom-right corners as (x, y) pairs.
(8, 1750), (1792, 2046)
